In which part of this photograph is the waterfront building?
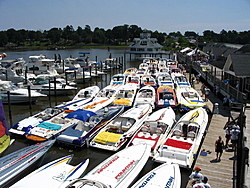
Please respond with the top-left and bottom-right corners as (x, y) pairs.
(126, 31), (168, 59)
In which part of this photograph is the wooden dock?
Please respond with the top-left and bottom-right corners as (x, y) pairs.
(185, 81), (240, 188)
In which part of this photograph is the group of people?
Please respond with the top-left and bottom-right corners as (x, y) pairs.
(189, 166), (211, 188)
(214, 124), (241, 162)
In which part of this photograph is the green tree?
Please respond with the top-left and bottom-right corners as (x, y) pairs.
(46, 28), (62, 44)
(0, 31), (8, 46)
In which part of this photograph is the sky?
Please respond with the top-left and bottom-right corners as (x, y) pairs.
(0, 0), (250, 35)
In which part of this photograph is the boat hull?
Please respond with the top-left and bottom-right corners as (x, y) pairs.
(0, 140), (55, 187)
(10, 155), (89, 188)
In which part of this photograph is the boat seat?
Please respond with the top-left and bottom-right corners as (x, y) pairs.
(187, 131), (196, 140)
(155, 128), (163, 136)
(172, 130), (182, 137)
(141, 125), (150, 133)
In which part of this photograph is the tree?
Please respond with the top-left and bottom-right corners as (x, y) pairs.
(0, 31), (8, 46)
(46, 28), (62, 44)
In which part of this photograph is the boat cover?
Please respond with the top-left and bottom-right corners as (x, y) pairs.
(165, 138), (192, 150)
(94, 131), (122, 144)
(113, 98), (130, 106)
(37, 122), (62, 130)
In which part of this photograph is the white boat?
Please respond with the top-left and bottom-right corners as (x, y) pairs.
(127, 107), (175, 157)
(9, 107), (64, 136)
(131, 163), (181, 188)
(156, 73), (174, 88)
(0, 58), (27, 83)
(25, 54), (65, 75)
(0, 140), (55, 187)
(56, 105), (124, 147)
(171, 73), (190, 88)
(82, 85), (118, 112)
(133, 85), (156, 109)
(139, 62), (149, 70)
(9, 86), (100, 137)
(109, 74), (126, 87)
(27, 77), (77, 96)
(90, 104), (152, 151)
(10, 155), (89, 188)
(123, 67), (137, 76)
(0, 80), (46, 104)
(57, 86), (100, 110)
(176, 86), (206, 111)
(65, 143), (151, 188)
(125, 73), (141, 89)
(141, 75), (157, 88)
(25, 109), (86, 142)
(153, 107), (208, 168)
(113, 83), (137, 107)
(136, 68), (147, 77)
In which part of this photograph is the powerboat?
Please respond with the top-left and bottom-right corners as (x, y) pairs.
(82, 85), (118, 112)
(175, 86), (206, 111)
(9, 86), (100, 137)
(0, 80), (46, 104)
(133, 85), (156, 109)
(109, 74), (126, 87)
(171, 73), (190, 88)
(156, 73), (174, 88)
(125, 73), (141, 89)
(65, 143), (151, 188)
(0, 140), (55, 187)
(56, 105), (124, 147)
(10, 155), (89, 188)
(123, 67), (137, 77)
(156, 85), (177, 108)
(153, 107), (208, 169)
(131, 163), (181, 188)
(113, 83), (137, 107)
(57, 85), (100, 110)
(141, 75), (157, 88)
(90, 104), (152, 151)
(27, 77), (77, 96)
(25, 109), (88, 142)
(9, 107), (64, 136)
(127, 107), (175, 157)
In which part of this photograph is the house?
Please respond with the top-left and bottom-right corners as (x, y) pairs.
(127, 31), (167, 59)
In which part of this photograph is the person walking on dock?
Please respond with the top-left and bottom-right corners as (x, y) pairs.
(189, 166), (204, 185)
(230, 125), (240, 150)
(204, 87), (210, 102)
(215, 136), (224, 161)
(225, 125), (232, 148)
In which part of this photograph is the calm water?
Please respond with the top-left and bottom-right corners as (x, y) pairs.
(1, 48), (190, 187)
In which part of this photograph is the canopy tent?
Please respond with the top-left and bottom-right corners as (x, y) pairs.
(186, 48), (209, 56)
(180, 47), (192, 53)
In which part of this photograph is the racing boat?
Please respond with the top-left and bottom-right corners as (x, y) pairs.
(131, 163), (181, 188)
(56, 105), (124, 147)
(176, 86), (206, 111)
(133, 85), (156, 109)
(90, 104), (152, 151)
(127, 107), (175, 157)
(10, 155), (89, 188)
(65, 143), (151, 188)
(155, 85), (177, 108)
(0, 139), (55, 187)
(113, 83), (137, 107)
(109, 74), (126, 87)
(153, 107), (208, 169)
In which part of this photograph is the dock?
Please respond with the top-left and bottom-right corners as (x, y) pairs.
(185, 80), (250, 188)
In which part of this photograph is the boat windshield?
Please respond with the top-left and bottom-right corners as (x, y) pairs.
(66, 179), (108, 188)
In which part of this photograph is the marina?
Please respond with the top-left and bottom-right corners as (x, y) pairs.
(0, 47), (249, 188)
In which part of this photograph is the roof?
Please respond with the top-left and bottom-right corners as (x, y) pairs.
(225, 54), (250, 77)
